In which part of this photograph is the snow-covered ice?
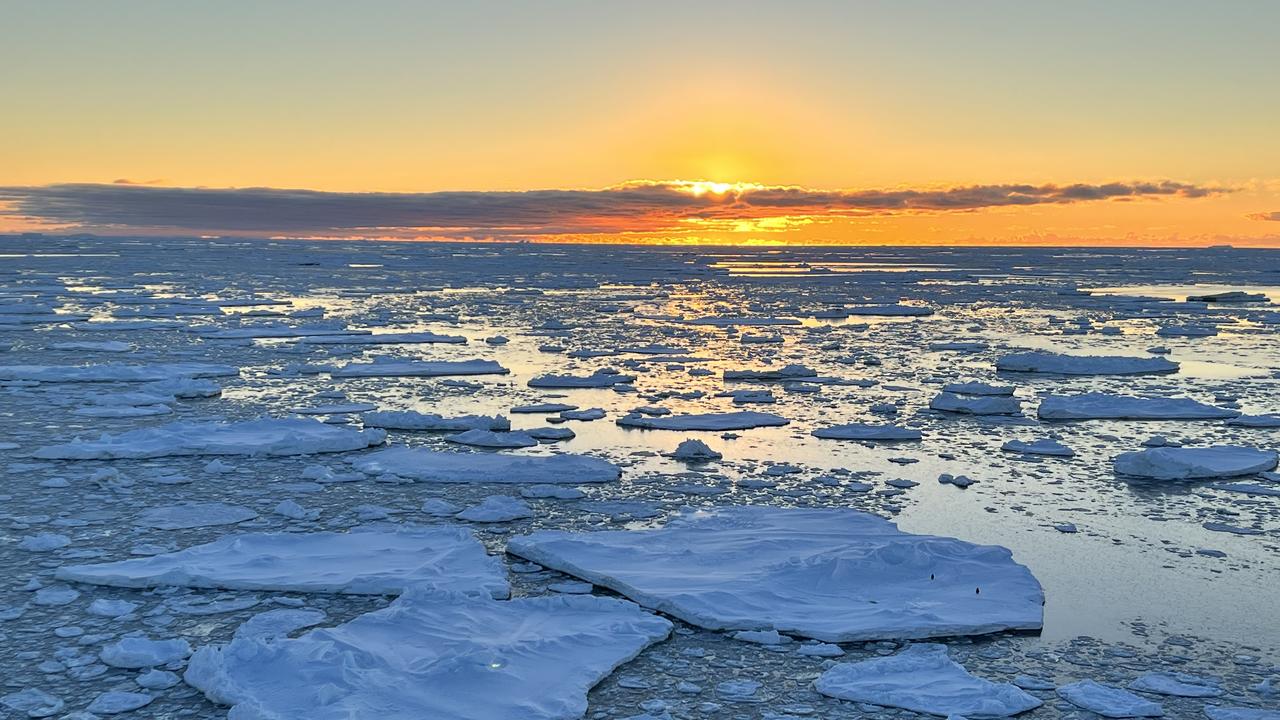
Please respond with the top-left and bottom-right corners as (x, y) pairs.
(34, 417), (386, 459)
(184, 588), (671, 720)
(616, 411), (790, 431)
(352, 446), (621, 484)
(1038, 393), (1238, 420)
(814, 643), (1042, 717)
(811, 423), (922, 441)
(57, 526), (509, 597)
(1056, 679), (1164, 718)
(508, 506), (1044, 641)
(996, 351), (1179, 375)
(1113, 446), (1278, 480)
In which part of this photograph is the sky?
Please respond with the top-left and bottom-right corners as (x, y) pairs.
(2, 0), (1278, 245)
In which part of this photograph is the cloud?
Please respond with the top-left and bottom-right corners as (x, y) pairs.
(0, 179), (1225, 239)
(1248, 211), (1280, 221)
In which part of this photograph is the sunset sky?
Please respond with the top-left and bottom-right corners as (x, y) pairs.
(3, 1), (1278, 245)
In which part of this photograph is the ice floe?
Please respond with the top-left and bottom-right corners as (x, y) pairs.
(996, 351), (1178, 375)
(814, 643), (1042, 717)
(1113, 446), (1278, 480)
(184, 589), (671, 720)
(508, 506), (1044, 642)
(352, 446), (621, 484)
(1056, 679), (1164, 717)
(616, 411), (790, 431)
(1002, 438), (1075, 457)
(811, 423), (922, 441)
(331, 359), (508, 378)
(362, 411), (509, 431)
(0, 362), (238, 383)
(1038, 393), (1238, 420)
(930, 392), (1023, 415)
(57, 526), (509, 597)
(34, 418), (386, 459)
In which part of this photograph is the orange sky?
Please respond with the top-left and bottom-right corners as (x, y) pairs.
(2, 2), (1278, 245)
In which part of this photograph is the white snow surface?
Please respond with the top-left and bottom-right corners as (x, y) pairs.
(1113, 446), (1278, 480)
(507, 506), (1044, 642)
(930, 392), (1023, 415)
(33, 417), (387, 459)
(1056, 679), (1164, 718)
(814, 643), (1042, 717)
(331, 359), (508, 378)
(996, 351), (1179, 375)
(0, 362), (238, 383)
(361, 411), (509, 431)
(1038, 393), (1238, 420)
(57, 526), (509, 598)
(352, 446), (621, 484)
(616, 411), (790, 431)
(811, 423), (922, 441)
(183, 588), (671, 720)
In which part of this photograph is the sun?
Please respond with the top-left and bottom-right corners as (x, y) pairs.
(679, 180), (759, 197)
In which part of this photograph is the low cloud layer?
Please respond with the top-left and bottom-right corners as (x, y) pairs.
(1249, 211), (1280, 221)
(0, 180), (1222, 239)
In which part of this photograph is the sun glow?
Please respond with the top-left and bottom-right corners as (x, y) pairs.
(678, 180), (758, 197)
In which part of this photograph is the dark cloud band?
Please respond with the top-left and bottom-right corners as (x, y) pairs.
(0, 180), (1223, 238)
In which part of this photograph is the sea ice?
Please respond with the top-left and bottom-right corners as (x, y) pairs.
(135, 502), (258, 530)
(447, 429), (539, 448)
(184, 589), (672, 720)
(352, 447), (621, 484)
(996, 351), (1178, 375)
(57, 526), (509, 597)
(362, 411), (509, 431)
(1038, 393), (1238, 420)
(1128, 672), (1223, 697)
(100, 636), (192, 668)
(814, 643), (1042, 717)
(1001, 439), (1076, 457)
(456, 495), (535, 522)
(930, 392), (1023, 415)
(616, 411), (789, 431)
(331, 359), (508, 378)
(671, 439), (722, 461)
(33, 418), (387, 459)
(1056, 679), (1164, 717)
(1113, 446), (1278, 480)
(508, 506), (1044, 642)
(0, 362), (238, 383)
(528, 371), (636, 388)
(811, 423), (922, 441)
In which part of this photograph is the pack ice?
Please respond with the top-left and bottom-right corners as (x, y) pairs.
(184, 589), (671, 720)
(352, 446), (621, 484)
(508, 506), (1044, 642)
(1038, 393), (1238, 420)
(616, 411), (790, 431)
(814, 643), (1042, 717)
(1114, 446), (1278, 480)
(331, 359), (508, 378)
(33, 418), (387, 459)
(996, 351), (1179, 375)
(0, 362), (238, 383)
(57, 526), (509, 597)
(811, 423), (922, 441)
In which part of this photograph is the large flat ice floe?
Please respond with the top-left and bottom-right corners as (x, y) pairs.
(33, 418), (387, 460)
(362, 411), (509, 431)
(811, 423), (922, 441)
(996, 351), (1179, 375)
(184, 589), (671, 720)
(814, 643), (1042, 717)
(508, 506), (1044, 642)
(352, 446), (621, 484)
(1113, 446), (1278, 480)
(0, 362), (238, 383)
(616, 411), (790, 431)
(296, 331), (466, 345)
(1038, 393), (1238, 420)
(57, 526), (509, 597)
(330, 359), (508, 378)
